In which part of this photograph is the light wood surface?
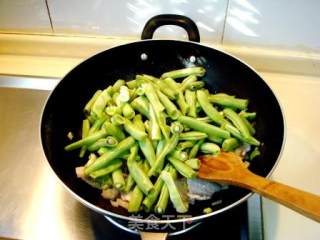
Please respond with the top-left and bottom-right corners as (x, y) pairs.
(199, 152), (320, 223)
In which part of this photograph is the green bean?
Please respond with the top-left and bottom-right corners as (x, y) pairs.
(178, 116), (230, 139)
(203, 207), (213, 214)
(160, 170), (188, 213)
(188, 81), (205, 91)
(180, 75), (197, 92)
(148, 134), (179, 176)
(222, 138), (240, 151)
(239, 111), (256, 120)
(200, 142), (220, 155)
(87, 114), (96, 125)
(155, 80), (177, 100)
(142, 164), (170, 211)
(161, 67), (205, 79)
(127, 144), (138, 165)
(118, 85), (130, 103)
(106, 105), (121, 116)
(88, 115), (108, 135)
(142, 83), (165, 112)
(179, 131), (207, 141)
(126, 79), (138, 89)
(223, 108), (251, 138)
(250, 147), (261, 160)
(124, 174), (135, 193)
(87, 136), (118, 151)
(209, 93), (248, 110)
(132, 114), (145, 130)
(65, 129), (108, 151)
(169, 149), (188, 161)
(154, 183), (169, 214)
(79, 119), (90, 157)
(128, 185), (144, 213)
(163, 77), (180, 96)
(142, 160), (150, 173)
(97, 147), (110, 156)
(89, 158), (122, 179)
(240, 115), (256, 135)
(189, 139), (204, 158)
(128, 160), (153, 195)
(98, 174), (113, 190)
(92, 88), (111, 118)
(157, 90), (181, 119)
(177, 91), (189, 115)
(208, 135), (224, 144)
(149, 105), (161, 140)
(156, 139), (166, 157)
(112, 168), (125, 190)
(185, 89), (197, 117)
(136, 74), (158, 82)
(122, 103), (135, 119)
(84, 90), (102, 115)
(123, 119), (147, 141)
(197, 90), (226, 126)
(138, 137), (156, 167)
(103, 121), (125, 141)
(170, 121), (184, 134)
(177, 141), (195, 151)
(85, 153), (97, 166)
(184, 158), (200, 170)
(130, 96), (150, 118)
(168, 156), (196, 178)
(112, 79), (126, 93)
(196, 116), (212, 123)
(84, 136), (135, 175)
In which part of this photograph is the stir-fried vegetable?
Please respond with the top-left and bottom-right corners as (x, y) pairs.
(65, 66), (261, 214)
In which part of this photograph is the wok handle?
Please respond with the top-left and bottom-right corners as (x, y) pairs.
(141, 14), (200, 42)
(140, 232), (168, 240)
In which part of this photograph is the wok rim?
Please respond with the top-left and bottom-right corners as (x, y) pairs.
(39, 38), (286, 224)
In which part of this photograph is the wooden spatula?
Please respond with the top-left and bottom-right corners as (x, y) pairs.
(198, 152), (320, 223)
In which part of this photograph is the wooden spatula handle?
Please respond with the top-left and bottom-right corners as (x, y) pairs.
(242, 172), (320, 223)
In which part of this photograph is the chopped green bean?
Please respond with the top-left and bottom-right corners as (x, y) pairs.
(128, 185), (144, 213)
(200, 142), (220, 155)
(189, 139), (204, 158)
(157, 90), (181, 119)
(128, 160), (153, 195)
(103, 122), (125, 141)
(239, 111), (256, 120)
(130, 96), (150, 118)
(124, 174), (135, 193)
(92, 88), (111, 118)
(79, 119), (90, 157)
(168, 156), (196, 178)
(84, 136), (135, 175)
(112, 79), (126, 93)
(124, 119), (147, 141)
(197, 90), (226, 126)
(142, 83), (165, 112)
(84, 90), (102, 115)
(89, 158), (122, 179)
(87, 136), (118, 151)
(155, 80), (177, 100)
(149, 104), (162, 140)
(250, 147), (261, 160)
(178, 116), (230, 139)
(179, 131), (207, 141)
(112, 168), (125, 190)
(161, 67), (205, 79)
(138, 137), (156, 167)
(185, 89), (197, 117)
(122, 103), (135, 119)
(184, 158), (200, 170)
(209, 93), (248, 110)
(180, 75), (197, 92)
(222, 138), (240, 151)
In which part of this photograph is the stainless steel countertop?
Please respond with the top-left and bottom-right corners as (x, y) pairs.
(0, 75), (263, 240)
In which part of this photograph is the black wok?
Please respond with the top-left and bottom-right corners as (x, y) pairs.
(41, 14), (285, 234)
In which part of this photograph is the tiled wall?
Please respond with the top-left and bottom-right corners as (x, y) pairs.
(0, 0), (319, 52)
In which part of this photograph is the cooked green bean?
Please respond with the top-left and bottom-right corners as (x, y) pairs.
(184, 158), (200, 170)
(197, 90), (226, 126)
(132, 114), (145, 131)
(92, 88), (111, 118)
(79, 119), (90, 157)
(103, 122), (125, 141)
(222, 138), (240, 151)
(84, 136), (135, 175)
(89, 158), (122, 179)
(126, 79), (138, 89)
(148, 134), (179, 176)
(185, 89), (197, 117)
(177, 141), (194, 151)
(250, 147), (261, 160)
(157, 90), (181, 119)
(178, 116), (230, 139)
(155, 80), (177, 100)
(177, 91), (189, 115)
(112, 168), (125, 190)
(169, 149), (188, 161)
(160, 171), (188, 213)
(149, 104), (161, 140)
(239, 111), (256, 120)
(124, 119), (147, 141)
(240, 115), (256, 135)
(168, 156), (196, 178)
(189, 139), (204, 158)
(179, 131), (207, 141)
(223, 108), (251, 138)
(200, 142), (220, 155)
(128, 160), (153, 195)
(180, 75), (197, 92)
(161, 67), (205, 79)
(142, 83), (165, 112)
(112, 79), (126, 93)
(88, 115), (108, 135)
(128, 185), (144, 213)
(138, 137), (156, 167)
(124, 174), (135, 193)
(130, 96), (150, 118)
(84, 90), (102, 115)
(170, 121), (184, 134)
(106, 105), (121, 116)
(209, 93), (248, 110)
(65, 129), (108, 151)
(122, 103), (135, 119)
(88, 136), (118, 151)
(188, 81), (205, 90)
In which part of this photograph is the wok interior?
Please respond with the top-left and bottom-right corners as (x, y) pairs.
(41, 40), (284, 220)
